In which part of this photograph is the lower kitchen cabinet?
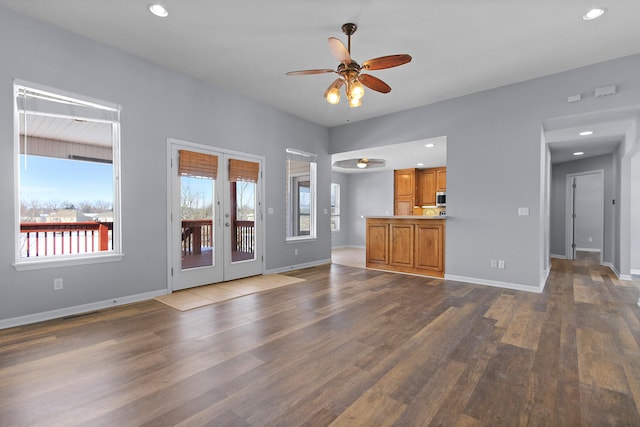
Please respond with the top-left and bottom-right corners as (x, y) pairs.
(366, 217), (445, 278)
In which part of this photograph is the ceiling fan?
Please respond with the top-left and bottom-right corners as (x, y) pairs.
(333, 158), (386, 169)
(286, 23), (412, 108)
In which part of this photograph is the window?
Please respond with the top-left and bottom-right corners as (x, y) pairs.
(330, 183), (340, 231)
(285, 149), (317, 240)
(14, 81), (121, 268)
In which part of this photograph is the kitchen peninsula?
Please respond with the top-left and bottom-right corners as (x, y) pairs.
(366, 216), (445, 278)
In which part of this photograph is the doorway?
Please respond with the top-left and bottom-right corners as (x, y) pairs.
(565, 170), (604, 262)
(168, 140), (263, 291)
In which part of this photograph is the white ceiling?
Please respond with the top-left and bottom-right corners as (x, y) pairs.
(332, 136), (446, 174)
(3, 0), (639, 168)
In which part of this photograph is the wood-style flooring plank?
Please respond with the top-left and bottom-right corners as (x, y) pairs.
(1, 257), (639, 426)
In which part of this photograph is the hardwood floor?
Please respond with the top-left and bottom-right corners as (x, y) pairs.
(1, 256), (640, 426)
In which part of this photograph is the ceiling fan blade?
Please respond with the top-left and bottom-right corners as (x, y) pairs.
(358, 74), (392, 93)
(362, 54), (412, 70)
(286, 69), (336, 76)
(323, 78), (345, 97)
(328, 37), (351, 64)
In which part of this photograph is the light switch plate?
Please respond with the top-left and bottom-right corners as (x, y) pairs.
(518, 207), (529, 216)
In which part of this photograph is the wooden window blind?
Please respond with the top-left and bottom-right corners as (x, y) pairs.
(229, 159), (259, 183)
(178, 150), (218, 179)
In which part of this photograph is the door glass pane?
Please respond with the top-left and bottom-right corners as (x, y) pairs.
(180, 175), (215, 269)
(230, 164), (257, 263)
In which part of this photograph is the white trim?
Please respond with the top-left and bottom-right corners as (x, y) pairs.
(630, 269), (640, 276)
(601, 262), (632, 281)
(14, 253), (124, 271)
(575, 247), (601, 252)
(0, 289), (166, 330)
(265, 258), (331, 275)
(444, 274), (544, 294)
(550, 254), (567, 259)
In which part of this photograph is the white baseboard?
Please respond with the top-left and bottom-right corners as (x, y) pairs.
(265, 258), (331, 275)
(444, 274), (544, 294)
(631, 269), (640, 276)
(0, 289), (168, 331)
(575, 248), (601, 253)
(550, 254), (566, 259)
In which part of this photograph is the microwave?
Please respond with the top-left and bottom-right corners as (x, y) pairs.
(436, 192), (446, 207)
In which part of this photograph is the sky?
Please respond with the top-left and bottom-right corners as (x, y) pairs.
(19, 155), (113, 206)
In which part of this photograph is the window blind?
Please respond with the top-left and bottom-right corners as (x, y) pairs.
(228, 159), (259, 183)
(179, 150), (218, 179)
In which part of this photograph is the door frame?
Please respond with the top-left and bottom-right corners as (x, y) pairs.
(564, 169), (604, 262)
(166, 138), (265, 292)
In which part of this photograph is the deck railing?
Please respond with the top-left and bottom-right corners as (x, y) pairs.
(20, 222), (113, 258)
(19, 219), (254, 259)
(181, 219), (213, 255)
(234, 220), (255, 254)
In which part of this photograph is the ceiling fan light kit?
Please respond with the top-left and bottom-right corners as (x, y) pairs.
(286, 23), (412, 108)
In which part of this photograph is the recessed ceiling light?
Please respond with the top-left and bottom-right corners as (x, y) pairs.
(425, 143), (435, 148)
(149, 4), (168, 17)
(573, 151), (585, 156)
(579, 130), (594, 136)
(417, 163), (424, 167)
(583, 8), (606, 20)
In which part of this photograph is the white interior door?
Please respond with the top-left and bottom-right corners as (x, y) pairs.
(566, 171), (604, 261)
(169, 142), (263, 291)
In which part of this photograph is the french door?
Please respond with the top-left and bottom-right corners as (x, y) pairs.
(168, 141), (263, 291)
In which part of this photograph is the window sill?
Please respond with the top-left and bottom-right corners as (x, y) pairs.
(13, 253), (124, 271)
(286, 236), (317, 243)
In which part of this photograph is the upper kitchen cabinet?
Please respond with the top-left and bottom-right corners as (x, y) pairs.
(436, 168), (446, 192)
(417, 169), (436, 206)
(395, 167), (446, 214)
(394, 168), (417, 215)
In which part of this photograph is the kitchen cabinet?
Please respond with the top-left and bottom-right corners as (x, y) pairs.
(394, 168), (417, 215)
(395, 167), (446, 214)
(366, 217), (445, 278)
(436, 168), (447, 192)
(417, 169), (436, 206)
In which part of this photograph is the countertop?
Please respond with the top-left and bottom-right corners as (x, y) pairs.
(366, 215), (447, 220)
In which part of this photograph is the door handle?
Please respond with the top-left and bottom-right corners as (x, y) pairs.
(225, 222), (230, 227)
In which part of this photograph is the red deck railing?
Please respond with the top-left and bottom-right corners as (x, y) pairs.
(20, 222), (113, 258)
(20, 219), (255, 259)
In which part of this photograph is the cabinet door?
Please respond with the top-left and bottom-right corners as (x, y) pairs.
(415, 222), (444, 272)
(389, 223), (414, 267)
(418, 169), (436, 206)
(436, 168), (446, 192)
(395, 198), (414, 216)
(366, 222), (389, 265)
(394, 169), (416, 197)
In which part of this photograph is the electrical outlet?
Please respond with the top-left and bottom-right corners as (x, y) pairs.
(498, 260), (505, 269)
(53, 278), (63, 290)
(490, 259), (497, 268)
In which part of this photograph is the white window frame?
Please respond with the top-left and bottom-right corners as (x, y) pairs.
(285, 148), (317, 242)
(330, 182), (340, 231)
(13, 80), (123, 271)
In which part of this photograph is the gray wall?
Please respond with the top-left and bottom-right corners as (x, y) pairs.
(330, 55), (640, 289)
(330, 171), (349, 248)
(347, 171), (394, 247)
(0, 8), (331, 324)
(550, 155), (614, 259)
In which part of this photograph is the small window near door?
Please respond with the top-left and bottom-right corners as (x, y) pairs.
(285, 149), (317, 240)
(14, 82), (121, 268)
(331, 183), (340, 231)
